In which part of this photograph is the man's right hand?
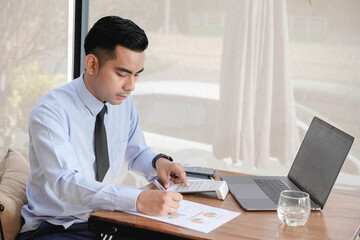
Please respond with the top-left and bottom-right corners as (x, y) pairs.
(136, 190), (183, 216)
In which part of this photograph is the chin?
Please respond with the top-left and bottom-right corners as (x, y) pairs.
(109, 99), (125, 105)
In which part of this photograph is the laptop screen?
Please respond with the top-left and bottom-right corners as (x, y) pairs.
(288, 117), (354, 208)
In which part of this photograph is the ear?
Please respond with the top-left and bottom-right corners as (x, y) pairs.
(85, 54), (99, 75)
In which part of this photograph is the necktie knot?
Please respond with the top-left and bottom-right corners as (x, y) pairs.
(97, 105), (107, 120)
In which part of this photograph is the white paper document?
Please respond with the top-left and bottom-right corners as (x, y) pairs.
(128, 200), (240, 233)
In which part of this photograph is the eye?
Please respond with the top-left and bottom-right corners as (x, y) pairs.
(117, 72), (127, 77)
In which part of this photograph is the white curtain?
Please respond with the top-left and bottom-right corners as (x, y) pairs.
(213, 0), (299, 168)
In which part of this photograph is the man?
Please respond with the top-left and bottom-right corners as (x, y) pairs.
(17, 16), (188, 239)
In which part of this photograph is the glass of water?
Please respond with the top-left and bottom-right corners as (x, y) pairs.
(277, 190), (311, 226)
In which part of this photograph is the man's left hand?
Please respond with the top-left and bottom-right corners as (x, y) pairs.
(155, 158), (188, 189)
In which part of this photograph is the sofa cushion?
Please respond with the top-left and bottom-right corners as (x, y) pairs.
(0, 148), (30, 240)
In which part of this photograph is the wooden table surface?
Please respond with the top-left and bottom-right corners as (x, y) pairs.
(89, 170), (360, 239)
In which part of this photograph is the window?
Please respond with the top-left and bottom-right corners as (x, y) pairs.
(0, 1), (70, 157)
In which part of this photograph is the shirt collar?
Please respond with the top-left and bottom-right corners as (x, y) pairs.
(75, 73), (107, 117)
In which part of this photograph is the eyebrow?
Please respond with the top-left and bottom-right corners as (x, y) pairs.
(115, 67), (144, 74)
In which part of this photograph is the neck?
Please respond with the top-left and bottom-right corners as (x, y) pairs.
(83, 71), (103, 102)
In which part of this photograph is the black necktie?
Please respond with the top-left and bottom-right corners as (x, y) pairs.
(95, 104), (109, 181)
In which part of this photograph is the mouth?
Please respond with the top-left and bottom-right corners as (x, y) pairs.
(116, 94), (129, 101)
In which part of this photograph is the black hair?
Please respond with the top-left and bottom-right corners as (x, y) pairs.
(84, 16), (148, 65)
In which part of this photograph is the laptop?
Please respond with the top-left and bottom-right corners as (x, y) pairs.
(221, 117), (354, 211)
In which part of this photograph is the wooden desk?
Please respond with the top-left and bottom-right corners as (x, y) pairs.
(89, 170), (360, 239)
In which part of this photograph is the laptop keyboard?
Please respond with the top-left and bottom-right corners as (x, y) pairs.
(254, 179), (290, 205)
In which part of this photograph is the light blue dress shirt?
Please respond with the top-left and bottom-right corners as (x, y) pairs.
(20, 74), (158, 232)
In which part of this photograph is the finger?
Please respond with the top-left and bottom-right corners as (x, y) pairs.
(174, 171), (188, 186)
(169, 200), (181, 210)
(158, 171), (171, 189)
(170, 174), (182, 183)
(170, 166), (189, 187)
(168, 198), (182, 216)
(168, 206), (178, 215)
(171, 192), (183, 202)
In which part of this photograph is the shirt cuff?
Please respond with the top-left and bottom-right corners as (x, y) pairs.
(140, 151), (158, 179)
(114, 187), (142, 212)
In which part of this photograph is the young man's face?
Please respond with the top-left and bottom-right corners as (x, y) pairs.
(88, 45), (145, 105)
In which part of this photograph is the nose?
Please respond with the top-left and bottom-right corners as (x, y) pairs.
(123, 75), (135, 91)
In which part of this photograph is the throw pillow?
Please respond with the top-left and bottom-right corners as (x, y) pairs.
(0, 148), (30, 240)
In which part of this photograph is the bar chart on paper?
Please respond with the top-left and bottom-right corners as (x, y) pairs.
(130, 200), (240, 233)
